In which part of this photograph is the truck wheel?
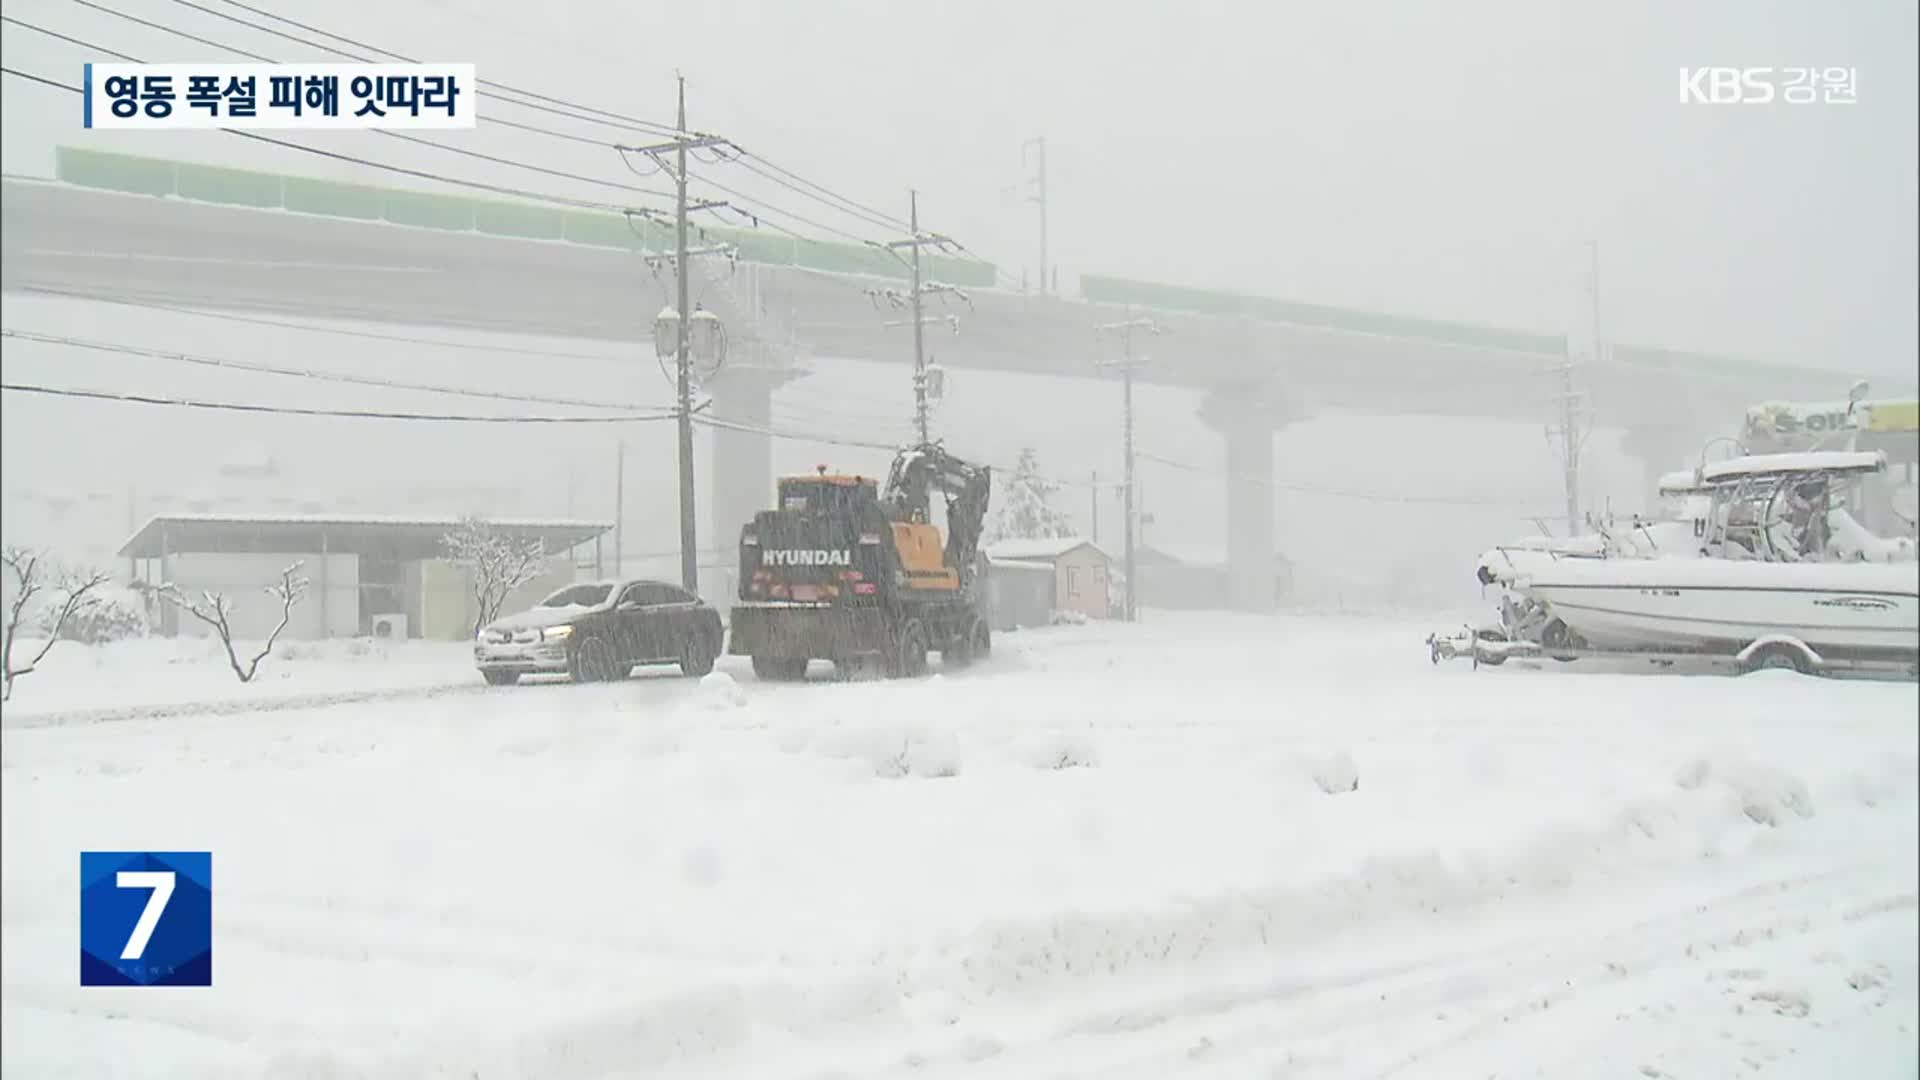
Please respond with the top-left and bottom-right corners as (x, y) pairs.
(942, 616), (990, 669)
(571, 636), (618, 683)
(751, 655), (807, 681)
(890, 619), (930, 679)
(679, 633), (717, 677)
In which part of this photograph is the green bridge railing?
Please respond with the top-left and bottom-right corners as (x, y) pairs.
(49, 146), (1819, 381)
(54, 146), (995, 288)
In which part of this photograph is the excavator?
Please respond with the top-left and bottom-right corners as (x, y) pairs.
(728, 442), (993, 680)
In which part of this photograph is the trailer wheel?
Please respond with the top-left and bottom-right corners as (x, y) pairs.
(890, 619), (930, 679)
(1739, 642), (1813, 676)
(1540, 619), (1584, 660)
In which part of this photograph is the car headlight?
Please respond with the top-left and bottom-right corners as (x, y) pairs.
(541, 625), (574, 640)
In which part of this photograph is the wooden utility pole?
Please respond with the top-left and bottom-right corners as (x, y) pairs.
(1095, 309), (1162, 622)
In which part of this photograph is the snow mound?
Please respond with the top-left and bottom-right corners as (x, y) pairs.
(695, 671), (746, 709)
(1303, 749), (1360, 794)
(1676, 754), (1815, 827)
(813, 722), (963, 779)
(1019, 730), (1099, 771)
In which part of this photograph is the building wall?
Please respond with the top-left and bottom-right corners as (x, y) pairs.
(987, 565), (1054, 631)
(1053, 547), (1112, 619)
(162, 552), (358, 640)
(418, 557), (577, 640)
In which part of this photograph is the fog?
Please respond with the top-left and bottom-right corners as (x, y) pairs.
(1, 0), (1915, 606)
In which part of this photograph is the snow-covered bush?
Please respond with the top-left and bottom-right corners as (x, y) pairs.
(1305, 750), (1360, 794)
(41, 586), (148, 644)
(1020, 730), (1099, 770)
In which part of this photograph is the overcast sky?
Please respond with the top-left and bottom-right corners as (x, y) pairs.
(3, 0), (1915, 373)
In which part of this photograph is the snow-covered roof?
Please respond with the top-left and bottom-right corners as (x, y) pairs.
(119, 512), (614, 559)
(983, 536), (1108, 563)
(986, 558), (1054, 572)
(1698, 450), (1887, 484)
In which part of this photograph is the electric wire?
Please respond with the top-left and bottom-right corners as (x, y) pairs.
(1, 329), (667, 412)
(0, 382), (674, 423)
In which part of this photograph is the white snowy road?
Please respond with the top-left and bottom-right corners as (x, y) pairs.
(2, 613), (1915, 1078)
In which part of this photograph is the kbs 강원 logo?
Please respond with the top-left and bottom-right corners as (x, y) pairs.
(79, 852), (212, 986)
(1678, 67), (1858, 105)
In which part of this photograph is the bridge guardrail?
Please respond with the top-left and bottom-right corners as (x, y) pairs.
(53, 146), (996, 289)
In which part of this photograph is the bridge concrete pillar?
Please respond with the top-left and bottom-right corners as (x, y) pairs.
(1199, 377), (1304, 612)
(708, 358), (805, 610)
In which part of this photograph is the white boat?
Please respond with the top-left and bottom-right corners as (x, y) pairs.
(1465, 470), (1713, 653)
(1499, 451), (1918, 668)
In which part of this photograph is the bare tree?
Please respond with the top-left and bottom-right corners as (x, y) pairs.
(441, 517), (547, 635)
(157, 562), (310, 683)
(2, 546), (110, 701)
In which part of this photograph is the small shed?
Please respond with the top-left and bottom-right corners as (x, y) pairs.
(117, 513), (613, 640)
(983, 558), (1055, 631)
(983, 537), (1113, 625)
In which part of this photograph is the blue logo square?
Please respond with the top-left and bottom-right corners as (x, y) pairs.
(79, 852), (212, 986)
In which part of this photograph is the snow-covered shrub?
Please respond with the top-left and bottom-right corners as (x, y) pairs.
(1305, 750), (1360, 794)
(1020, 730), (1099, 770)
(696, 671), (747, 709)
(1049, 610), (1089, 626)
(818, 723), (962, 779)
(41, 587), (148, 644)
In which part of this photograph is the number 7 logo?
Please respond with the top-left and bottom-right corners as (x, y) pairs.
(80, 851), (213, 986)
(115, 871), (176, 960)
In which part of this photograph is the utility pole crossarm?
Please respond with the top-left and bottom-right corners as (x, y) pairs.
(615, 133), (736, 157)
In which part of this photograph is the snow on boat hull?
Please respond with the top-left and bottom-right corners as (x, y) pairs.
(1517, 559), (1920, 659)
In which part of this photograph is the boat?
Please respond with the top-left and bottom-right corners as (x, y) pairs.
(1457, 470), (1713, 657)
(1437, 450), (1919, 674)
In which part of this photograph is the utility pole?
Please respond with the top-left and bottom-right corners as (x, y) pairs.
(1090, 470), (1099, 545)
(877, 194), (968, 446)
(615, 77), (734, 594)
(1548, 243), (1599, 537)
(911, 191), (929, 444)
(1022, 137), (1048, 295)
(613, 440), (625, 576)
(1095, 309), (1162, 622)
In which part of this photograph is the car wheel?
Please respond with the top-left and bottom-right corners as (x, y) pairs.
(679, 633), (716, 677)
(481, 670), (519, 687)
(571, 636), (617, 683)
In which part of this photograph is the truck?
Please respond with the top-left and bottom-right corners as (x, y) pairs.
(726, 442), (994, 680)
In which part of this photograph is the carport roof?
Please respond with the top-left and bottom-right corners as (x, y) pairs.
(119, 513), (613, 560)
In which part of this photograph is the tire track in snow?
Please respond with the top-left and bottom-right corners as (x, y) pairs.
(831, 860), (1912, 1080)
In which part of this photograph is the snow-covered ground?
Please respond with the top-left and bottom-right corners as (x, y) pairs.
(0, 636), (480, 726)
(3, 612), (1915, 1078)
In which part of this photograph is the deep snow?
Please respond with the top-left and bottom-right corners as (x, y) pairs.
(2, 612), (1915, 1078)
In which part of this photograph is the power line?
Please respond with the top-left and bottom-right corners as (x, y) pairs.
(0, 382), (675, 423)
(208, 0), (918, 239)
(205, 0), (685, 139)
(164, 1), (930, 251)
(18, 285), (642, 364)
(23, 8), (679, 201)
(1, 328), (668, 412)
(0, 63), (663, 219)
